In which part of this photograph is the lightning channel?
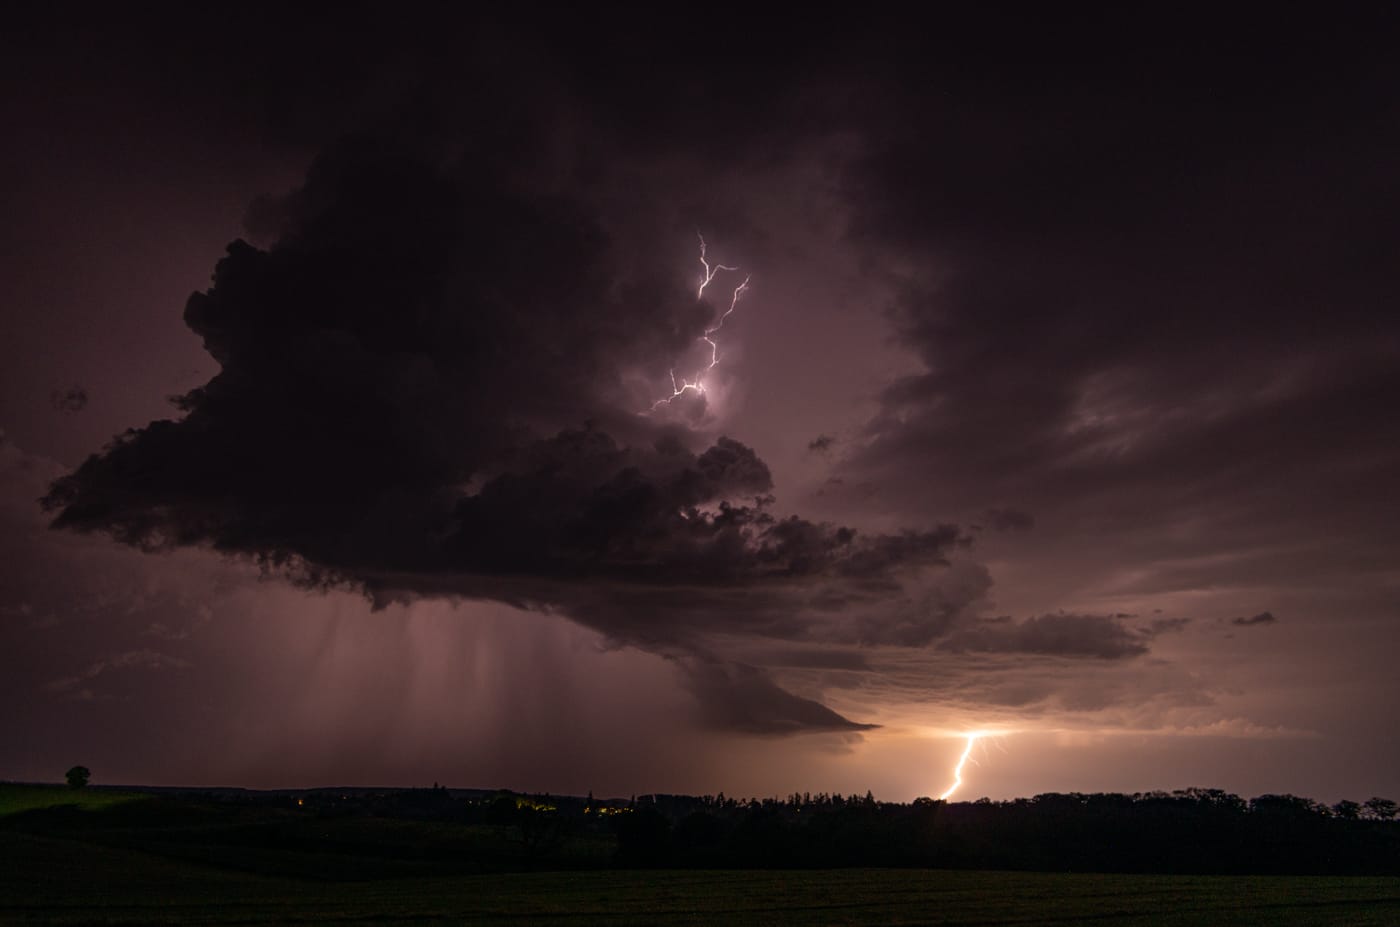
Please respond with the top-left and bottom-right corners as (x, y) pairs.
(938, 732), (984, 801)
(644, 233), (751, 413)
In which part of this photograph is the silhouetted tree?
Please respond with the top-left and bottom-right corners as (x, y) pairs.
(65, 765), (90, 789)
(1333, 799), (1362, 820)
(1364, 797), (1399, 821)
(1249, 793), (1328, 817)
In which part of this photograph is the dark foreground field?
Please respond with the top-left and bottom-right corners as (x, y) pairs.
(3, 786), (1398, 925)
(5, 830), (1398, 926)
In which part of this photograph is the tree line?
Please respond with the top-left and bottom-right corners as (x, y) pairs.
(607, 788), (1400, 874)
(325, 785), (1399, 875)
(50, 776), (1395, 876)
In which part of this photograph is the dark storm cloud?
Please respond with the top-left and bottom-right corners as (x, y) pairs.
(38, 125), (964, 733)
(37, 9), (1339, 738)
(834, 11), (1400, 609)
(829, 560), (994, 648)
(44, 141), (698, 558)
(49, 387), (87, 413)
(807, 434), (836, 453)
(1232, 612), (1278, 627)
(5, 7), (1400, 801)
(940, 613), (1150, 660)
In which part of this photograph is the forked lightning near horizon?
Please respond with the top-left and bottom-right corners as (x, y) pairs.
(940, 733), (985, 801)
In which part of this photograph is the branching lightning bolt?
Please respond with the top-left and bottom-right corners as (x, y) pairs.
(644, 232), (751, 413)
(939, 732), (984, 801)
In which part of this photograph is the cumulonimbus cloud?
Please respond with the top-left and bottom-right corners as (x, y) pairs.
(40, 140), (969, 734)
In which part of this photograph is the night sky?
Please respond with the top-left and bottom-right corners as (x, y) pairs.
(3, 9), (1398, 803)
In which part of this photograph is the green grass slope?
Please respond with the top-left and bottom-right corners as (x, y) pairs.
(0, 783), (143, 817)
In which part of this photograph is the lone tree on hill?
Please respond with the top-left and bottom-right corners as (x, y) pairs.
(65, 765), (90, 789)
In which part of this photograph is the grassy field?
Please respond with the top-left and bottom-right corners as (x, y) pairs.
(0, 784), (142, 817)
(2, 784), (1398, 924)
(3, 827), (1398, 925)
